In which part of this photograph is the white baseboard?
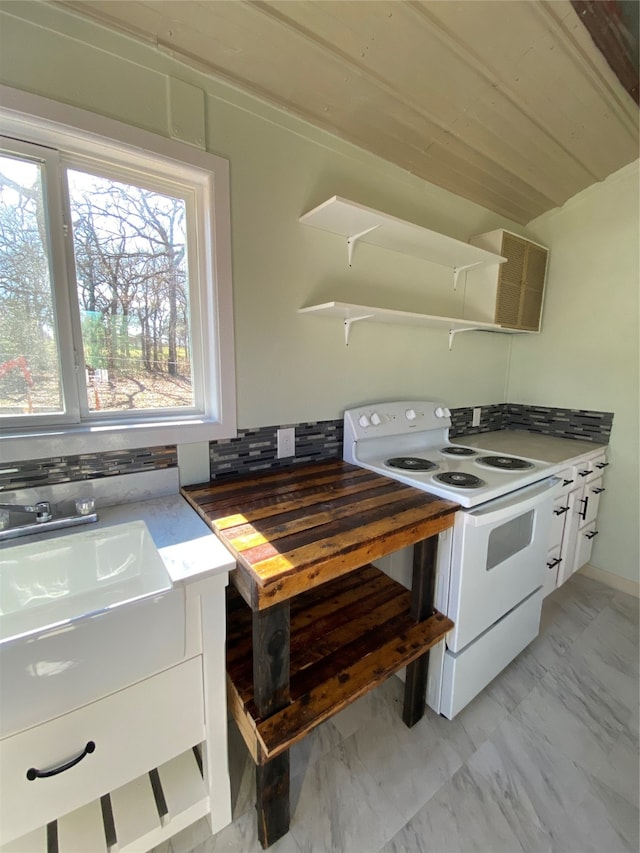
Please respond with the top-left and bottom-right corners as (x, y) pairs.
(578, 563), (640, 598)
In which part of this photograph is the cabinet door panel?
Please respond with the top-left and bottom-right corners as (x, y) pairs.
(544, 545), (562, 598)
(558, 487), (581, 585)
(584, 477), (603, 526)
(520, 288), (544, 331)
(499, 233), (527, 284)
(549, 496), (569, 549)
(573, 522), (598, 573)
(495, 282), (522, 326)
(525, 244), (548, 291)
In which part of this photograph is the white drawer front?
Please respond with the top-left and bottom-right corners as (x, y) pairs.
(576, 452), (607, 486)
(440, 588), (543, 719)
(0, 656), (204, 846)
(556, 467), (576, 494)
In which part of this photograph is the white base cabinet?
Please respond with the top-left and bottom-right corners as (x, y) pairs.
(0, 571), (231, 853)
(544, 449), (607, 596)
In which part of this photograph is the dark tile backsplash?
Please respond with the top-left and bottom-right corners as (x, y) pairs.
(1, 404), (611, 491)
(0, 446), (177, 492)
(449, 404), (506, 436)
(503, 404), (614, 441)
(210, 419), (343, 480)
(449, 403), (613, 443)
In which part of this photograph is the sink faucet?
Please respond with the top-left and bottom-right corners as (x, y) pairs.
(0, 497), (97, 541)
(0, 501), (52, 522)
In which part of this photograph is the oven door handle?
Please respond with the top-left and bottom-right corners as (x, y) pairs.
(465, 478), (559, 528)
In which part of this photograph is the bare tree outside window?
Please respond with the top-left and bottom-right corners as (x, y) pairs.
(67, 170), (195, 413)
(0, 157), (197, 417)
(0, 154), (64, 416)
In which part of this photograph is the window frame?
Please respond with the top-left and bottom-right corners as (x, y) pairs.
(0, 85), (236, 463)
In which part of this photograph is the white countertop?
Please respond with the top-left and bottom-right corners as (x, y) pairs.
(96, 494), (236, 585)
(458, 430), (607, 465)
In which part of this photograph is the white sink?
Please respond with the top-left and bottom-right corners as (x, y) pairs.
(0, 521), (185, 737)
(1, 520), (173, 641)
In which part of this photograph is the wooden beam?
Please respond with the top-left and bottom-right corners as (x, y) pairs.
(571, 0), (639, 105)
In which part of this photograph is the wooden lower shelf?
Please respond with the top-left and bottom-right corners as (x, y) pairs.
(226, 564), (453, 765)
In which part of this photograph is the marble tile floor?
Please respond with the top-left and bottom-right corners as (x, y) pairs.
(160, 572), (639, 853)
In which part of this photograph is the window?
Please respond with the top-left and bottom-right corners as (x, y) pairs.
(0, 86), (236, 461)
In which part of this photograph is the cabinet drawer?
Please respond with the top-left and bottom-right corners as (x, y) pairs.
(556, 467), (577, 493)
(576, 453), (608, 485)
(0, 656), (204, 846)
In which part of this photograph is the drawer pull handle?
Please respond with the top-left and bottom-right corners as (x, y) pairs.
(592, 487), (606, 494)
(553, 505), (569, 516)
(578, 470), (590, 477)
(562, 479), (574, 486)
(586, 530), (599, 540)
(595, 462), (609, 469)
(547, 557), (562, 569)
(26, 741), (95, 781)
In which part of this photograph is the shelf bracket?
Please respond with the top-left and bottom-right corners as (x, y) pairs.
(452, 262), (482, 291)
(346, 225), (381, 266)
(344, 314), (374, 345)
(448, 326), (483, 351)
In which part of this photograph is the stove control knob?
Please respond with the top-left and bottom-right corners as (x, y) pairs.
(370, 412), (382, 426)
(434, 406), (445, 418)
(358, 414), (370, 429)
(405, 408), (417, 421)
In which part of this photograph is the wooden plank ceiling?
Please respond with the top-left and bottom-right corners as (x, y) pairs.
(58, 0), (639, 224)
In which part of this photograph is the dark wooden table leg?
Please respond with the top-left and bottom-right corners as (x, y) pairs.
(403, 536), (438, 728)
(256, 751), (290, 848)
(252, 602), (291, 848)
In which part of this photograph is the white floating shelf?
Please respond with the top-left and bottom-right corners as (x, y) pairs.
(299, 301), (527, 349)
(299, 196), (506, 284)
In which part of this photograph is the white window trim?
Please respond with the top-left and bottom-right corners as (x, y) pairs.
(0, 85), (236, 463)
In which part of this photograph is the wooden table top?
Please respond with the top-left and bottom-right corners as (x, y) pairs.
(181, 459), (459, 609)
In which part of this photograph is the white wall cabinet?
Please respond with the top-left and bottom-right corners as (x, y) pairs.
(544, 449), (607, 596)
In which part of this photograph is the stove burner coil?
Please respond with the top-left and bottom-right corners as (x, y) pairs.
(476, 455), (534, 471)
(385, 456), (437, 472)
(434, 471), (485, 489)
(440, 446), (477, 457)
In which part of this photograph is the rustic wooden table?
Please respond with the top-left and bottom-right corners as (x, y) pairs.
(182, 459), (458, 848)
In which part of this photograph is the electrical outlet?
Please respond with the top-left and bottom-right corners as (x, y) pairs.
(277, 427), (295, 458)
(472, 407), (482, 427)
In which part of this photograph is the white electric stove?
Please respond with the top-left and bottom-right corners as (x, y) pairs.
(343, 400), (561, 718)
(344, 400), (557, 508)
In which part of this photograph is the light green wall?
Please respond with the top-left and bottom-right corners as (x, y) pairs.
(509, 161), (640, 583)
(0, 1), (521, 430)
(1, 3), (637, 583)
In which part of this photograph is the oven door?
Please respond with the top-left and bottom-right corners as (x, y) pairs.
(446, 477), (557, 653)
